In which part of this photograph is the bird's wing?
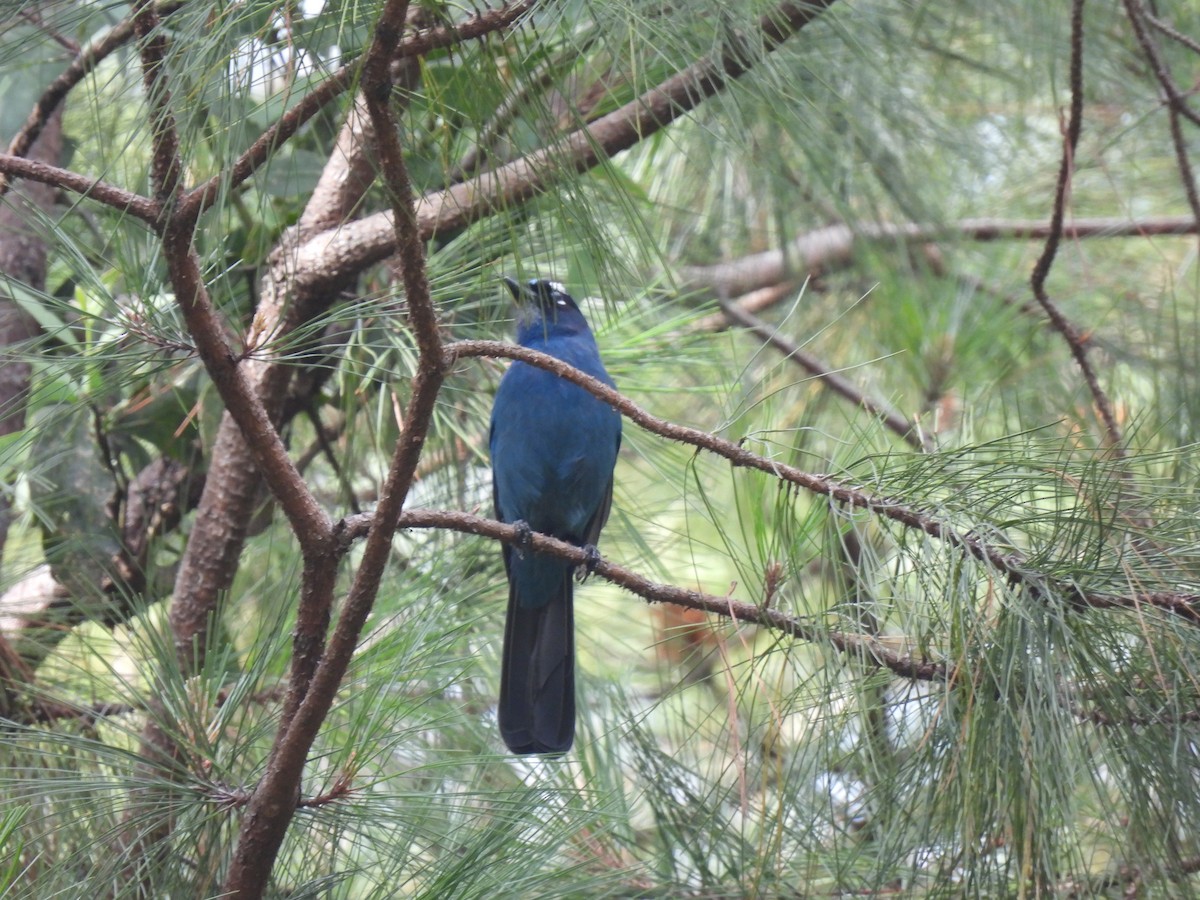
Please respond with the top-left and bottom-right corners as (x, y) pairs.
(489, 413), (514, 579)
(581, 475), (614, 548)
(581, 429), (620, 546)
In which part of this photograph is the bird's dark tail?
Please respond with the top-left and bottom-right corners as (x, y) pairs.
(499, 558), (575, 754)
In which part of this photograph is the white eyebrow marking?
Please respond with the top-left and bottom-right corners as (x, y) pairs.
(547, 281), (566, 294)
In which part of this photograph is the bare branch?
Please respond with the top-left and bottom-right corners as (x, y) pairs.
(0, 154), (160, 225)
(682, 216), (1199, 299)
(447, 339), (1198, 624)
(690, 281), (801, 332)
(0, 2), (185, 198)
(343, 507), (948, 681)
(127, 7), (336, 875)
(1123, 0), (1200, 228)
(133, 0), (332, 558)
(1144, 9), (1200, 56)
(222, 0), (449, 893)
(1028, 0), (1127, 458)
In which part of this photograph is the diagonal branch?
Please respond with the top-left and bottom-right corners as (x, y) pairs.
(284, 0), (841, 292)
(132, 1), (331, 557)
(718, 297), (930, 452)
(446, 339), (1195, 623)
(1123, 0), (1200, 229)
(182, 0), (536, 222)
(0, 154), (160, 225)
(348, 508), (948, 681)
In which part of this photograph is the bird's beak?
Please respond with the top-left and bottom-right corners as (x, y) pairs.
(502, 276), (524, 302)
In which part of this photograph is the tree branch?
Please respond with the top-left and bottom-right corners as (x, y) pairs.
(718, 296), (930, 452)
(1123, 0), (1200, 229)
(348, 507), (947, 681)
(133, 0), (333, 561)
(447, 339), (1200, 626)
(127, 2), (337, 877)
(0, 154), (160, 225)
(182, 0), (536, 221)
(1026, 0), (1129, 458)
(222, 0), (447, 893)
(282, 0), (841, 293)
(681, 216), (1199, 300)
(0, 2), (185, 198)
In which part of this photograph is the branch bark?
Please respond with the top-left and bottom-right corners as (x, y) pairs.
(448, 339), (1193, 624)
(279, 0), (841, 294)
(221, 0), (448, 893)
(0, 2), (185, 198)
(680, 216), (1200, 300)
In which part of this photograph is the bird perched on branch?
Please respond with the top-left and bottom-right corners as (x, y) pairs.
(489, 276), (622, 754)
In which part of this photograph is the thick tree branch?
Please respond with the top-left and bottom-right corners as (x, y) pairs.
(222, 0), (446, 894)
(283, 0), (841, 292)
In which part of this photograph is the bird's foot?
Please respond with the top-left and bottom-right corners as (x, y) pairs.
(511, 519), (534, 556)
(575, 544), (602, 583)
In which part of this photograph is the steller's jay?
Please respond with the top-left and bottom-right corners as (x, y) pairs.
(489, 277), (622, 754)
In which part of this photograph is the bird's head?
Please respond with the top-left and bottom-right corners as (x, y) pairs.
(504, 276), (590, 341)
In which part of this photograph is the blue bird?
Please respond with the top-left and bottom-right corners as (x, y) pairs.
(489, 277), (622, 754)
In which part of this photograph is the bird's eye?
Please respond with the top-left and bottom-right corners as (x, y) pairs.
(555, 298), (567, 307)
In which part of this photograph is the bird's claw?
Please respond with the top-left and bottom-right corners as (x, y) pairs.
(575, 544), (602, 583)
(512, 519), (534, 551)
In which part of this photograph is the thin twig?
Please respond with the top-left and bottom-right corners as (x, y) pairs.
(718, 298), (929, 452)
(1123, 0), (1200, 228)
(17, 7), (79, 53)
(1028, 0), (1127, 456)
(1144, 10), (1200, 56)
(690, 281), (801, 332)
(1123, 0), (1200, 129)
